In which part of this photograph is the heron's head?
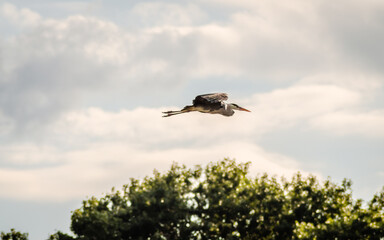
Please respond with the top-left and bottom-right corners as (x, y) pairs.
(229, 103), (251, 112)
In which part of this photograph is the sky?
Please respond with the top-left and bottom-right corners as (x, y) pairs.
(0, 0), (384, 239)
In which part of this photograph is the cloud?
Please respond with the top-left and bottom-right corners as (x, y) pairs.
(244, 84), (362, 132)
(0, 110), (14, 135)
(0, 13), (127, 131)
(311, 110), (384, 137)
(128, 2), (208, 27)
(1, 0), (384, 204)
(0, 143), (63, 166)
(316, 0), (384, 73)
(0, 140), (313, 202)
(0, 3), (202, 132)
(246, 83), (384, 137)
(0, 80), (374, 201)
(0, 96), (326, 201)
(0, 3), (42, 27)
(1, 0), (384, 136)
(0, 3), (383, 240)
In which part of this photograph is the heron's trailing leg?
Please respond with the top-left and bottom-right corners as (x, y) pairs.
(162, 111), (184, 117)
(162, 106), (195, 117)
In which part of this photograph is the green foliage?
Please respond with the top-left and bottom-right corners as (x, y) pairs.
(304, 187), (384, 240)
(51, 159), (384, 239)
(0, 229), (28, 240)
(48, 231), (75, 240)
(70, 163), (199, 240)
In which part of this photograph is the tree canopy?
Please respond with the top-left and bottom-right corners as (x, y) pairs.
(57, 158), (384, 239)
(2, 159), (384, 239)
(0, 229), (28, 240)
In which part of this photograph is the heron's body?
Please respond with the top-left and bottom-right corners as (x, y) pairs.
(162, 93), (250, 117)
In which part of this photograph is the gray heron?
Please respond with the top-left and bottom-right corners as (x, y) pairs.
(162, 93), (251, 117)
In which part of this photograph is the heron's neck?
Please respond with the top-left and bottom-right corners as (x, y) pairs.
(222, 103), (235, 116)
(227, 103), (236, 109)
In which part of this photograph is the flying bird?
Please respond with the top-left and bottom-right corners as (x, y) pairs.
(162, 93), (251, 117)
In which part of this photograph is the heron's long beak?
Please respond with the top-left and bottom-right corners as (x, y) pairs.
(239, 107), (251, 112)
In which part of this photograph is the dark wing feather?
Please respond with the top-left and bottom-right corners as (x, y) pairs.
(192, 93), (228, 111)
(193, 93), (228, 105)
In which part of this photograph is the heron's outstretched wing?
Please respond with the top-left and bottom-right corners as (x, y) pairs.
(193, 93), (228, 105)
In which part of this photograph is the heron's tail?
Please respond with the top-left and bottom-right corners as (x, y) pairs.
(162, 106), (195, 117)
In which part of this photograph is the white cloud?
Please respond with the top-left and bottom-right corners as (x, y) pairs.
(0, 0), (384, 204)
(0, 2), (384, 239)
(0, 8), (134, 130)
(51, 107), (257, 147)
(246, 83), (384, 137)
(0, 140), (313, 201)
(311, 110), (384, 137)
(0, 144), (63, 165)
(0, 110), (14, 135)
(129, 2), (207, 27)
(2, 0), (384, 86)
(1, 95), (333, 202)
(0, 2), (42, 27)
(1, 0), (383, 135)
(1, 80), (380, 199)
(245, 84), (362, 132)
(0, 80), (373, 201)
(297, 72), (383, 94)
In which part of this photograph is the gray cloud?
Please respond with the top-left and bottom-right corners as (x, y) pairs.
(2, 0), (383, 132)
(317, 1), (384, 72)
(1, 2), (384, 239)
